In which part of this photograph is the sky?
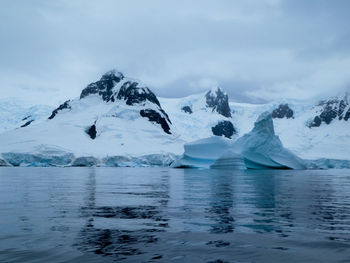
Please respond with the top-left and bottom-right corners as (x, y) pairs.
(1, 0), (350, 106)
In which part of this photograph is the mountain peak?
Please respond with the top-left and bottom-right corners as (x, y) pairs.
(80, 70), (124, 101)
(100, 69), (124, 81)
(205, 87), (231, 118)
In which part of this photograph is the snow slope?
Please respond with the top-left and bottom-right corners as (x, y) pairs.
(159, 90), (236, 142)
(0, 98), (53, 134)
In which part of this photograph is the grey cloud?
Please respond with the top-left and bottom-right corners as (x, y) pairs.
(0, 0), (350, 105)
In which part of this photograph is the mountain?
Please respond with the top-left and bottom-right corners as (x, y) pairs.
(308, 94), (350, 127)
(0, 70), (349, 168)
(0, 70), (235, 167)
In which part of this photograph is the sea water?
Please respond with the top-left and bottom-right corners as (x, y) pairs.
(0, 167), (349, 262)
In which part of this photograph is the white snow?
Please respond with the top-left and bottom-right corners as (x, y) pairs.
(0, 98), (53, 134)
(159, 92), (236, 142)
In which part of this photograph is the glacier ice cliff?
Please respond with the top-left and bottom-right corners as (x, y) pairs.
(172, 112), (306, 169)
(1, 145), (75, 167)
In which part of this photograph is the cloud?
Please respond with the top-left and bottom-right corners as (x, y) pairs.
(0, 0), (350, 105)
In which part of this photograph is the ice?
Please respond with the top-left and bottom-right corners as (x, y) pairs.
(134, 153), (178, 167)
(2, 145), (75, 167)
(305, 159), (350, 169)
(71, 156), (100, 167)
(172, 112), (306, 169)
(171, 137), (233, 168)
(234, 112), (306, 169)
(0, 158), (10, 167)
(103, 154), (178, 167)
(102, 156), (133, 167)
(210, 150), (246, 169)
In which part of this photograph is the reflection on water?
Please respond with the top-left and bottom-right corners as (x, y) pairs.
(0, 168), (350, 262)
(76, 169), (169, 259)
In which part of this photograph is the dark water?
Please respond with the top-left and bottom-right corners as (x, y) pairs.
(0, 168), (350, 263)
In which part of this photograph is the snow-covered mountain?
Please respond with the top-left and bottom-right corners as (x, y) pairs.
(0, 70), (236, 166)
(0, 69), (349, 167)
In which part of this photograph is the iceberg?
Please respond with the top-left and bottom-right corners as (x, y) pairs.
(210, 150), (246, 169)
(234, 111), (306, 169)
(170, 137), (233, 168)
(172, 112), (306, 169)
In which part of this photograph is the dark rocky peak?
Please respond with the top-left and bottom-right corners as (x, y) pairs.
(272, 104), (294, 119)
(211, 120), (236, 139)
(48, 100), (71, 120)
(205, 88), (232, 118)
(181, 106), (192, 114)
(80, 70), (162, 108)
(309, 94), (350, 127)
(116, 81), (161, 107)
(80, 70), (124, 102)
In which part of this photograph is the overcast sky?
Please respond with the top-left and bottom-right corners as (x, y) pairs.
(1, 0), (350, 106)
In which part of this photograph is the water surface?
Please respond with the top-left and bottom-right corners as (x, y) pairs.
(0, 167), (350, 262)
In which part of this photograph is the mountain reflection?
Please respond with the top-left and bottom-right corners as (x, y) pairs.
(206, 170), (234, 233)
(75, 168), (170, 260)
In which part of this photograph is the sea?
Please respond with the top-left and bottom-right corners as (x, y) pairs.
(0, 167), (350, 263)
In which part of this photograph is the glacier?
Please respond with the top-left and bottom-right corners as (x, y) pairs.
(2, 145), (75, 167)
(172, 112), (306, 169)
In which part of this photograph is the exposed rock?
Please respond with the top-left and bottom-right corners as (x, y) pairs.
(20, 119), (34, 128)
(86, 124), (97, 139)
(211, 121), (236, 139)
(181, 106), (192, 114)
(22, 115), (31, 121)
(48, 100), (71, 120)
(309, 96), (350, 127)
(345, 108), (350, 121)
(80, 70), (124, 102)
(71, 156), (100, 167)
(117, 82), (161, 107)
(140, 109), (171, 134)
(206, 88), (231, 117)
(272, 104), (294, 119)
